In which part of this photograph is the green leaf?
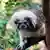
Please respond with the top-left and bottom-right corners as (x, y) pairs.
(0, 19), (8, 24)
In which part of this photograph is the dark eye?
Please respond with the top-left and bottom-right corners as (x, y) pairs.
(24, 22), (27, 24)
(14, 19), (19, 24)
(24, 17), (30, 21)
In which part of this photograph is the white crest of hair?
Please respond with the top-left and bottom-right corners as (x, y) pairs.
(7, 9), (37, 30)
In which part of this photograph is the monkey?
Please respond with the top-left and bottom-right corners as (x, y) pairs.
(6, 9), (46, 50)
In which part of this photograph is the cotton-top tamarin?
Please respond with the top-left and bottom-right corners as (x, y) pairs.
(6, 9), (46, 50)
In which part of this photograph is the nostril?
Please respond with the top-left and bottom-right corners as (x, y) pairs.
(22, 25), (25, 28)
(24, 22), (27, 24)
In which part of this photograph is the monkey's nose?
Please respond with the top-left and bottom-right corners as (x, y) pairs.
(20, 24), (27, 29)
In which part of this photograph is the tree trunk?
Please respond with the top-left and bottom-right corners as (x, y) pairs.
(43, 0), (50, 50)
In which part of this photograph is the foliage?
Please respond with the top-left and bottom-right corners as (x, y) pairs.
(5, 0), (41, 18)
(0, 0), (42, 50)
(26, 44), (40, 50)
(5, 0), (32, 17)
(0, 19), (20, 49)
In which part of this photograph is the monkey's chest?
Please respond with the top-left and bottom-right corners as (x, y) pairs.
(20, 29), (45, 38)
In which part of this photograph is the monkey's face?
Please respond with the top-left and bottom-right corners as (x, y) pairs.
(14, 17), (37, 32)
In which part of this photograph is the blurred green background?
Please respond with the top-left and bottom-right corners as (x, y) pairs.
(0, 0), (42, 50)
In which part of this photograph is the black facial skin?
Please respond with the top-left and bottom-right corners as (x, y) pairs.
(15, 19), (20, 24)
(14, 17), (39, 32)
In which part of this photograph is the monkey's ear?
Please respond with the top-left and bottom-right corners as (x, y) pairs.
(14, 19), (19, 24)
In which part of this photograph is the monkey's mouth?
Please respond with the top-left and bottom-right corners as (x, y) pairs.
(17, 21), (30, 29)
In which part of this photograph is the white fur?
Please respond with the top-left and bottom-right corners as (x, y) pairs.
(7, 9), (38, 28)
(6, 9), (46, 48)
